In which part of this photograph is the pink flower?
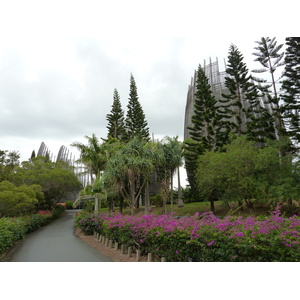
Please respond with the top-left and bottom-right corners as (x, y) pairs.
(207, 241), (215, 246)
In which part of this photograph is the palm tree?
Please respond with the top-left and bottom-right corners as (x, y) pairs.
(71, 134), (115, 184)
(162, 137), (184, 210)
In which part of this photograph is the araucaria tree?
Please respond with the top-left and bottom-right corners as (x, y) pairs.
(125, 74), (150, 141)
(252, 37), (285, 138)
(106, 89), (126, 141)
(281, 37), (300, 146)
(223, 44), (275, 142)
(188, 65), (222, 151)
(184, 65), (223, 197)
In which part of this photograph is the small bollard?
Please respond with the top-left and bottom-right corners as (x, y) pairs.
(147, 253), (152, 262)
(136, 249), (141, 262)
(114, 242), (119, 251)
(121, 245), (125, 254)
(128, 246), (132, 258)
(105, 238), (109, 246)
(96, 233), (100, 240)
(109, 239), (113, 248)
(99, 235), (103, 242)
(161, 257), (166, 262)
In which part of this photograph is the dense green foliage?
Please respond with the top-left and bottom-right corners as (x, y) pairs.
(0, 207), (65, 256)
(196, 136), (300, 209)
(0, 150), (20, 182)
(0, 181), (45, 217)
(10, 157), (81, 209)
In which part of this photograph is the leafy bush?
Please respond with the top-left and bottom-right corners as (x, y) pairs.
(51, 204), (66, 219)
(65, 201), (73, 209)
(151, 194), (163, 207)
(0, 209), (65, 256)
(74, 212), (103, 235)
(0, 229), (15, 254)
(21, 214), (52, 233)
(75, 205), (300, 261)
(0, 181), (43, 217)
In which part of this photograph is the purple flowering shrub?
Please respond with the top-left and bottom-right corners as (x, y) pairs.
(75, 206), (300, 261)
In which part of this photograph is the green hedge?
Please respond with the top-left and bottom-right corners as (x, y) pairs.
(0, 208), (65, 256)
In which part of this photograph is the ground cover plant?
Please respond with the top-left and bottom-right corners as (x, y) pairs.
(75, 203), (300, 262)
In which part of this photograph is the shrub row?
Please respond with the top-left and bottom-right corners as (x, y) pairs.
(74, 207), (300, 262)
(0, 205), (66, 255)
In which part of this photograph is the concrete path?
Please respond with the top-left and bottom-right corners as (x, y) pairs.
(8, 210), (112, 262)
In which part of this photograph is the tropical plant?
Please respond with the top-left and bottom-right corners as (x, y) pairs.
(104, 137), (154, 215)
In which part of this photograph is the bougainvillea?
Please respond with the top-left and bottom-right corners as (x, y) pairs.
(75, 206), (300, 262)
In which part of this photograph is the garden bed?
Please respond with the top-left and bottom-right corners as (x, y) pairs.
(74, 205), (300, 262)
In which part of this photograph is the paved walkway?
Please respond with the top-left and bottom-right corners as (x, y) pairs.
(8, 210), (112, 262)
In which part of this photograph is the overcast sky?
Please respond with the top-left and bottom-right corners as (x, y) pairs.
(1, 0), (297, 289)
(0, 1), (295, 170)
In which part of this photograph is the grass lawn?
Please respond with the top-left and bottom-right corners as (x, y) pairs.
(96, 201), (270, 217)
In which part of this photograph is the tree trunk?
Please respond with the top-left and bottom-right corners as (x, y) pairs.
(145, 180), (150, 214)
(210, 199), (215, 214)
(177, 167), (184, 207)
(119, 198), (123, 214)
(170, 175), (174, 212)
(130, 180), (135, 215)
(161, 179), (168, 215)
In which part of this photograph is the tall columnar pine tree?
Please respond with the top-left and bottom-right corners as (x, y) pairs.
(281, 37), (300, 146)
(184, 65), (224, 200)
(106, 89), (126, 141)
(222, 44), (275, 142)
(252, 37), (285, 138)
(187, 65), (221, 151)
(125, 74), (150, 141)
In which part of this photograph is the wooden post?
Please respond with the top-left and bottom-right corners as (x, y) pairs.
(147, 253), (152, 262)
(114, 242), (119, 251)
(121, 245), (125, 254)
(136, 249), (141, 262)
(128, 247), (132, 258)
(109, 240), (113, 248)
(161, 257), (166, 262)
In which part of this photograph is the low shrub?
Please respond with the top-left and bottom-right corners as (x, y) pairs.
(74, 212), (103, 235)
(51, 204), (66, 219)
(0, 209), (63, 256)
(65, 201), (73, 209)
(75, 205), (300, 262)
